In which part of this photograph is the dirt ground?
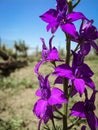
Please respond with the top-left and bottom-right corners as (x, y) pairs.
(0, 62), (98, 130)
(0, 62), (39, 130)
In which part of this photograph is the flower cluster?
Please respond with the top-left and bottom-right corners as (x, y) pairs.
(33, 74), (67, 130)
(33, 0), (98, 130)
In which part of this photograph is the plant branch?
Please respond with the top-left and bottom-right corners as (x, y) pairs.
(73, 43), (80, 52)
(70, 42), (80, 57)
(51, 118), (56, 130)
(63, 1), (72, 129)
(54, 107), (64, 117)
(73, 0), (81, 9)
(68, 118), (81, 129)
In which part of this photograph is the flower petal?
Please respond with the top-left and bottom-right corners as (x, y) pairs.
(47, 22), (59, 33)
(38, 119), (42, 130)
(48, 87), (67, 105)
(40, 9), (59, 33)
(90, 90), (98, 103)
(83, 77), (95, 89)
(80, 41), (91, 55)
(61, 23), (78, 38)
(33, 99), (47, 118)
(40, 9), (57, 23)
(54, 76), (63, 84)
(86, 112), (98, 130)
(36, 89), (41, 97)
(53, 64), (74, 79)
(74, 78), (85, 95)
(72, 50), (84, 68)
(34, 61), (45, 74)
(47, 47), (60, 61)
(67, 12), (87, 22)
(70, 101), (85, 118)
(49, 35), (54, 50)
(90, 41), (98, 51)
(79, 63), (94, 77)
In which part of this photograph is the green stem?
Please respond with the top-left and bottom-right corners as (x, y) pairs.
(63, 1), (72, 130)
(54, 107), (64, 117)
(73, 0), (81, 9)
(63, 36), (70, 129)
(65, 35), (71, 64)
(63, 78), (68, 130)
(70, 43), (80, 57)
(73, 43), (80, 53)
(68, 118), (81, 129)
(51, 118), (56, 130)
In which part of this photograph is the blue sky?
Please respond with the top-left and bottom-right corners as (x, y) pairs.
(0, 0), (98, 50)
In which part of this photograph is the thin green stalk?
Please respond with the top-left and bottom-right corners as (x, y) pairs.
(63, 79), (68, 130)
(68, 118), (81, 129)
(65, 35), (71, 64)
(73, 43), (80, 53)
(54, 107), (64, 117)
(73, 0), (81, 9)
(51, 118), (56, 130)
(63, 1), (72, 130)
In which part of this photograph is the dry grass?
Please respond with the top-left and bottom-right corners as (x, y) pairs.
(0, 59), (98, 130)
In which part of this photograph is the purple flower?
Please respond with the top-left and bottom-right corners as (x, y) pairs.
(70, 90), (98, 130)
(40, 0), (87, 37)
(33, 74), (67, 130)
(53, 51), (95, 95)
(56, 0), (67, 11)
(34, 36), (61, 74)
(74, 20), (98, 55)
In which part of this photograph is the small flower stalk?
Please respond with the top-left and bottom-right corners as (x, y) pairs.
(33, 0), (98, 130)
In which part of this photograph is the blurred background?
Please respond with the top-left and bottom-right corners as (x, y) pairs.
(0, 0), (98, 130)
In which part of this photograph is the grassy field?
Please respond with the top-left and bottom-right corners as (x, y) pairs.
(0, 57), (98, 130)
